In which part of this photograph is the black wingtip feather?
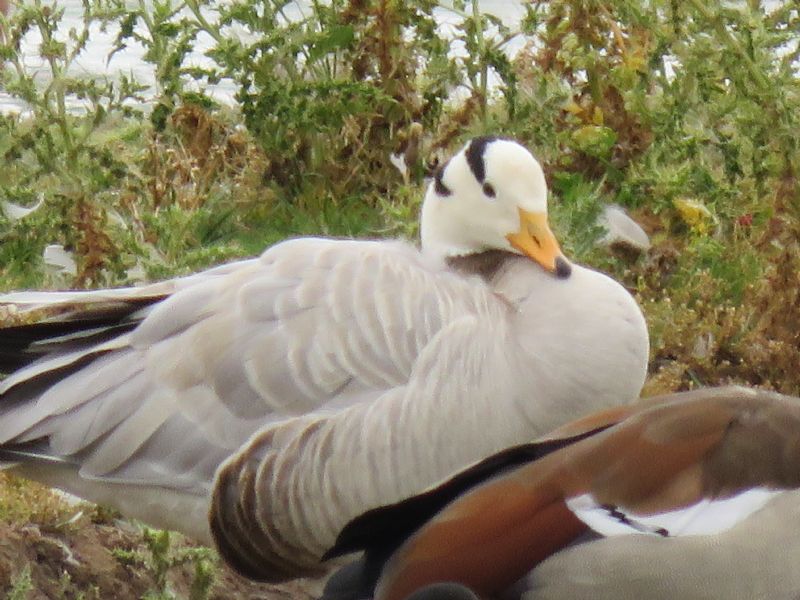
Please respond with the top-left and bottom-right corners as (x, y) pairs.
(0, 296), (162, 373)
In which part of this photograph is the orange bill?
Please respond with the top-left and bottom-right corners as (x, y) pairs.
(506, 208), (571, 278)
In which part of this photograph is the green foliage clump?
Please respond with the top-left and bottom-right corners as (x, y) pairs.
(7, 566), (33, 600)
(0, 473), (83, 531)
(112, 528), (215, 600)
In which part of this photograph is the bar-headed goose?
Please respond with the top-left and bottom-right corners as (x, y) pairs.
(0, 137), (648, 581)
(322, 386), (800, 600)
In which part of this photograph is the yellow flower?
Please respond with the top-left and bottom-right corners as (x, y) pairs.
(673, 198), (714, 234)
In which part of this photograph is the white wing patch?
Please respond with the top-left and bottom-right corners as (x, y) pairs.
(566, 488), (783, 538)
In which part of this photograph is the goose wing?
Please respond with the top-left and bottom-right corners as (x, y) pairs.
(0, 237), (507, 535)
(210, 310), (527, 580)
(208, 261), (654, 581)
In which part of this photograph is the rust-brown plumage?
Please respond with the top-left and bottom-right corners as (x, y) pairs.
(323, 386), (800, 600)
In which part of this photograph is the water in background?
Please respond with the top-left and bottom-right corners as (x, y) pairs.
(0, 0), (527, 114)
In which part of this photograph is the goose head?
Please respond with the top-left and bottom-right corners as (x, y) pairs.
(421, 137), (571, 278)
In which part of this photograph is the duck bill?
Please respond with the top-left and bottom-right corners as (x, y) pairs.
(506, 208), (572, 278)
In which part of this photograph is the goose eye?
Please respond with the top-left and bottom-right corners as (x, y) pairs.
(482, 182), (496, 198)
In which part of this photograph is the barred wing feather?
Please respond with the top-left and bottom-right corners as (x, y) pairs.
(0, 237), (509, 546)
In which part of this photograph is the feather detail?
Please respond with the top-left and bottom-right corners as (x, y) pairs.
(566, 487), (783, 537)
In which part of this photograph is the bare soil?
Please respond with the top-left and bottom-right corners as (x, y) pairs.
(0, 520), (323, 600)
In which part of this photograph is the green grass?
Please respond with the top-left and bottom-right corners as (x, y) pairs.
(7, 567), (32, 600)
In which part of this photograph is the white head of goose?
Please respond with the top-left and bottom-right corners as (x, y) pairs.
(422, 136), (570, 278)
(0, 137), (648, 584)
